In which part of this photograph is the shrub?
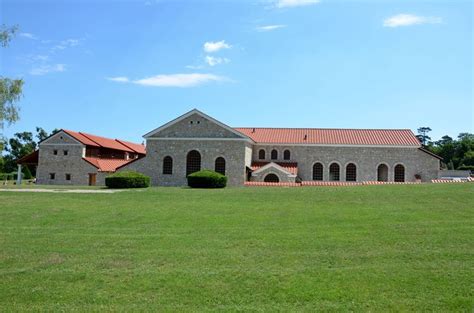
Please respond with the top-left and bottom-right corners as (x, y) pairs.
(105, 171), (150, 189)
(187, 170), (227, 188)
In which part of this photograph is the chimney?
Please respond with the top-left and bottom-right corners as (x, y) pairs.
(252, 128), (255, 133)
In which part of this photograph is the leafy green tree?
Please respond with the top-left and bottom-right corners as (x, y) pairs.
(416, 127), (432, 146)
(1, 25), (24, 151)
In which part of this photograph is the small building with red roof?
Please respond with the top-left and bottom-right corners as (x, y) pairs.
(33, 129), (145, 185)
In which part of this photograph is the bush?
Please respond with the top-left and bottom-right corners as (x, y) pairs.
(187, 170), (227, 188)
(105, 171), (150, 189)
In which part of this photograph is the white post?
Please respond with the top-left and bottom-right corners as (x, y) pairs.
(16, 164), (22, 185)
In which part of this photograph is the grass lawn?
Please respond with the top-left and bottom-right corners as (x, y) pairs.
(0, 184), (472, 311)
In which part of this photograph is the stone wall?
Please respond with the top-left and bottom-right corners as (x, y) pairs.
(120, 139), (248, 186)
(37, 132), (99, 185)
(251, 145), (439, 182)
(149, 113), (244, 139)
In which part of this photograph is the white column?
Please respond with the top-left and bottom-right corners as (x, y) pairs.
(16, 164), (22, 185)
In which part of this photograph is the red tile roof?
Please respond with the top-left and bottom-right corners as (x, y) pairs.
(63, 130), (100, 147)
(251, 162), (298, 175)
(80, 132), (135, 152)
(235, 128), (421, 146)
(62, 130), (145, 155)
(83, 157), (135, 172)
(116, 139), (146, 154)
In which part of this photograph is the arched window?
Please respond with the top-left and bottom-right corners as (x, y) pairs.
(162, 156), (173, 175)
(346, 163), (357, 182)
(271, 149), (278, 160)
(258, 149), (265, 160)
(215, 157), (226, 175)
(283, 150), (291, 160)
(377, 164), (388, 182)
(186, 150), (201, 176)
(394, 164), (405, 182)
(264, 173), (279, 183)
(329, 163), (340, 181)
(313, 163), (323, 181)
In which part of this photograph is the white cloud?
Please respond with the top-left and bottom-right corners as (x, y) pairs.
(134, 73), (227, 87)
(108, 73), (228, 87)
(30, 64), (66, 76)
(107, 76), (129, 83)
(19, 32), (38, 40)
(256, 24), (287, 32)
(203, 40), (231, 53)
(383, 14), (442, 27)
(185, 65), (205, 70)
(275, 0), (320, 8)
(205, 56), (230, 67)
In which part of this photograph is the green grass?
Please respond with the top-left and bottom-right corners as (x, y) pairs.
(0, 184), (473, 312)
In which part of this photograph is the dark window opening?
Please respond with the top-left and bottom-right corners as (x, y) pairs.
(65, 174), (71, 181)
(258, 149), (265, 160)
(49, 173), (55, 180)
(63, 150), (68, 156)
(283, 150), (290, 160)
(394, 164), (405, 182)
(215, 157), (226, 175)
(346, 163), (357, 182)
(264, 173), (280, 183)
(329, 163), (340, 181)
(163, 156), (173, 175)
(53, 150), (58, 155)
(377, 164), (389, 182)
(186, 150), (201, 176)
(313, 163), (323, 181)
(271, 149), (278, 160)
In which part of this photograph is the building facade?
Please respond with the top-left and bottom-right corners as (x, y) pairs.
(119, 109), (441, 186)
(34, 130), (145, 185)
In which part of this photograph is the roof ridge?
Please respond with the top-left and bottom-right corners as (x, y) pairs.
(234, 127), (413, 131)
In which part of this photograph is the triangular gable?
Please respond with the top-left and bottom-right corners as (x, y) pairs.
(252, 162), (296, 177)
(143, 109), (252, 141)
(39, 130), (85, 146)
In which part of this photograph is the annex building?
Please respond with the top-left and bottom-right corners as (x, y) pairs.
(22, 109), (441, 186)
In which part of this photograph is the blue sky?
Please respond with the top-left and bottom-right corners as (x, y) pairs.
(1, 0), (472, 144)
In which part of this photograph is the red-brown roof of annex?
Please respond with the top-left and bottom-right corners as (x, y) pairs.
(62, 129), (146, 154)
(235, 128), (421, 146)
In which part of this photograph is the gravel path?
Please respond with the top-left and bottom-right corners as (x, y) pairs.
(0, 188), (123, 194)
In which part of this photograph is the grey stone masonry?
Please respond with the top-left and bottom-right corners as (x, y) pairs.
(252, 145), (439, 182)
(36, 131), (100, 185)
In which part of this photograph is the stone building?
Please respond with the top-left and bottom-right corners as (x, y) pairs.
(119, 109), (441, 186)
(31, 130), (145, 185)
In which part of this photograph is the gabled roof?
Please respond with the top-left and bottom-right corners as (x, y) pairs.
(235, 128), (421, 146)
(251, 162), (298, 176)
(83, 157), (135, 172)
(50, 130), (146, 155)
(62, 130), (100, 147)
(251, 162), (298, 175)
(116, 139), (146, 154)
(143, 109), (250, 140)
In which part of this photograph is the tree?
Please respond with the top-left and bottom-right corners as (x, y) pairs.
(416, 127), (432, 146)
(1, 25), (24, 151)
(36, 127), (49, 142)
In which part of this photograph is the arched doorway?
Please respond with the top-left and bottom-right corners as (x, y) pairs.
(264, 173), (280, 183)
(186, 150), (201, 176)
(313, 162), (323, 181)
(346, 163), (357, 182)
(394, 164), (405, 182)
(329, 163), (340, 181)
(377, 164), (388, 182)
